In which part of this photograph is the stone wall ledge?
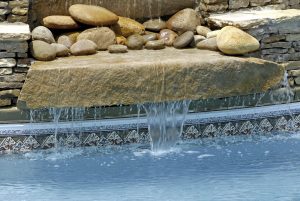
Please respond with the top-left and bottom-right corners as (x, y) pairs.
(18, 48), (284, 109)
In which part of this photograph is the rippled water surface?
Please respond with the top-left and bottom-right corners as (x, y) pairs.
(1, 133), (300, 201)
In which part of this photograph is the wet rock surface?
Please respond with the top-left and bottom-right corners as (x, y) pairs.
(173, 31), (194, 49)
(126, 34), (145, 50)
(19, 48), (284, 109)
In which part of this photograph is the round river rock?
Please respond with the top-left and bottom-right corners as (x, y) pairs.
(159, 29), (178, 46)
(31, 40), (56, 61)
(126, 34), (145, 50)
(173, 31), (194, 49)
(70, 39), (98, 56)
(145, 40), (165, 50)
(108, 44), (128, 53)
(32, 26), (55, 44)
(77, 27), (116, 51)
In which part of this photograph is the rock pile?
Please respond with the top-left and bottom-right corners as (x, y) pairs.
(0, 0), (29, 23)
(30, 4), (260, 61)
(0, 23), (31, 107)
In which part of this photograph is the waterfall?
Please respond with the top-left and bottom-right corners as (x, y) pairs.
(143, 100), (191, 152)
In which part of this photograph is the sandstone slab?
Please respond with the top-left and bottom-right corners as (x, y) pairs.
(18, 48), (284, 109)
(0, 23), (31, 41)
(208, 9), (300, 30)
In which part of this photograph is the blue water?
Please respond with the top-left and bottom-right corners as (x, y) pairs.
(1, 133), (300, 201)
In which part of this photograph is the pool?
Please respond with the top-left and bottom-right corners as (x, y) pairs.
(0, 132), (300, 201)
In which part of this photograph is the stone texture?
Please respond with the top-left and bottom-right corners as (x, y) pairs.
(51, 43), (70, 57)
(0, 89), (20, 98)
(143, 33), (158, 43)
(18, 48), (284, 109)
(190, 35), (206, 48)
(32, 26), (55, 44)
(0, 23), (30, 41)
(70, 40), (97, 56)
(31, 40), (57, 61)
(112, 17), (145, 38)
(0, 41), (28, 53)
(145, 40), (165, 50)
(159, 29), (178, 46)
(197, 38), (219, 51)
(166, 8), (201, 33)
(196, 26), (211, 37)
(0, 99), (11, 107)
(77, 27), (116, 50)
(126, 35), (145, 50)
(43, 15), (80, 29)
(30, 0), (196, 26)
(207, 30), (221, 39)
(69, 4), (119, 26)
(173, 31), (194, 49)
(143, 19), (167, 32)
(208, 9), (300, 30)
(57, 35), (74, 49)
(108, 45), (128, 53)
(0, 58), (16, 68)
(217, 26), (260, 55)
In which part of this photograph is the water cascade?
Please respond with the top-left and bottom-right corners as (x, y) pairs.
(143, 100), (191, 152)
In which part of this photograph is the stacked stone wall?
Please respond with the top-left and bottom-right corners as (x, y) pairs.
(0, 0), (29, 23)
(0, 24), (31, 108)
(247, 19), (300, 63)
(197, 0), (299, 17)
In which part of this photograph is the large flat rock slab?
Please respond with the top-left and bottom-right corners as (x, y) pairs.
(208, 9), (300, 29)
(0, 23), (31, 41)
(30, 0), (195, 26)
(18, 48), (284, 109)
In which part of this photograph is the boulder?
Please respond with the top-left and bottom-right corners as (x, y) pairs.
(69, 4), (119, 26)
(159, 29), (178, 46)
(196, 38), (219, 51)
(77, 27), (116, 50)
(43, 15), (80, 29)
(70, 39), (98, 56)
(166, 8), (201, 33)
(51, 43), (70, 57)
(173, 31), (194, 49)
(31, 40), (56, 61)
(217, 26), (260, 55)
(143, 19), (167, 32)
(145, 40), (165, 50)
(31, 26), (55, 44)
(126, 34), (145, 50)
(112, 16), (145, 38)
(108, 44), (128, 53)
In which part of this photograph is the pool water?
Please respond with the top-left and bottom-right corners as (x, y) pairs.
(1, 133), (300, 201)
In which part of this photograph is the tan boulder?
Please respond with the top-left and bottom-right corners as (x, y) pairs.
(77, 27), (116, 50)
(43, 15), (80, 29)
(217, 26), (260, 55)
(166, 8), (201, 33)
(69, 4), (119, 26)
(112, 16), (145, 38)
